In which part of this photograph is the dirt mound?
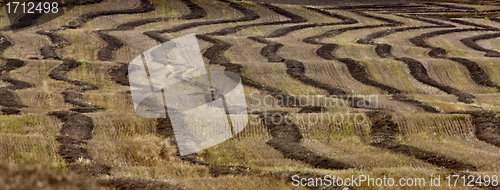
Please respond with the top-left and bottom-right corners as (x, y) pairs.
(109, 63), (130, 86)
(96, 32), (124, 61)
(49, 111), (112, 176)
(0, 35), (33, 111)
(0, 107), (20, 115)
(0, 88), (27, 108)
(298, 106), (326, 113)
(0, 163), (106, 190)
(460, 32), (500, 57)
(367, 111), (477, 171)
(467, 111), (500, 147)
(261, 112), (355, 170)
(97, 178), (183, 190)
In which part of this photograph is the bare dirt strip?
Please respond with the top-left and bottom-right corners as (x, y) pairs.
(470, 111), (500, 147)
(48, 110), (111, 176)
(0, 34), (33, 114)
(460, 32), (500, 57)
(367, 111), (477, 171)
(450, 110), (500, 147)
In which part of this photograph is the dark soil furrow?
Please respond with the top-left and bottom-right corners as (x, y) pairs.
(207, 3), (309, 36)
(96, 32), (124, 61)
(115, 0), (206, 31)
(0, 34), (33, 112)
(155, 117), (252, 177)
(48, 110), (112, 176)
(409, 28), (500, 91)
(36, 28), (72, 60)
(97, 178), (184, 190)
(256, 7), (358, 39)
(144, 0), (260, 43)
(461, 32), (500, 57)
(260, 112), (355, 170)
(65, 0), (155, 29)
(48, 59), (104, 112)
(466, 111), (500, 147)
(368, 111), (477, 171)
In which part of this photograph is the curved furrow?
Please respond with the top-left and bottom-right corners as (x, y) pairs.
(260, 112), (355, 170)
(143, 0), (260, 43)
(36, 28), (72, 60)
(460, 32), (500, 57)
(409, 28), (500, 91)
(48, 59), (104, 113)
(468, 111), (500, 147)
(0, 34), (34, 114)
(368, 111), (477, 171)
(206, 3), (310, 36)
(65, 0), (155, 29)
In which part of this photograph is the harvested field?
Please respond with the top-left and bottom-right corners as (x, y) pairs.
(2, 0), (500, 189)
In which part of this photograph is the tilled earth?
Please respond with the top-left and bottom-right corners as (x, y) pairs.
(1, 0), (500, 189)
